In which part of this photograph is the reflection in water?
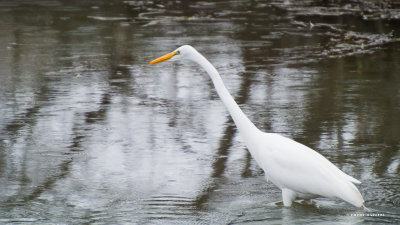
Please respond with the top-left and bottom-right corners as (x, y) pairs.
(0, 0), (399, 224)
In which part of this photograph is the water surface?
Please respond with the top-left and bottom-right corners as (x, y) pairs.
(0, 1), (399, 224)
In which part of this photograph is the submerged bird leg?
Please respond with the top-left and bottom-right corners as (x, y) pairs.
(282, 188), (297, 207)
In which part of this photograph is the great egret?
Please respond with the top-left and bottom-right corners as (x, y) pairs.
(149, 45), (365, 208)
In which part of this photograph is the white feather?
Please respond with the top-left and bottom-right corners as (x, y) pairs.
(150, 45), (365, 208)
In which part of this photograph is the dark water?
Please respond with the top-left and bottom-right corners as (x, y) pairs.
(0, 1), (399, 224)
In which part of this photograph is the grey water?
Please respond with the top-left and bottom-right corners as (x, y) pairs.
(0, 0), (399, 224)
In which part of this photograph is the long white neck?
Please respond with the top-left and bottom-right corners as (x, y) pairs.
(190, 50), (260, 140)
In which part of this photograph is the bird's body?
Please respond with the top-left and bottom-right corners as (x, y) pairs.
(149, 45), (364, 207)
(248, 132), (363, 207)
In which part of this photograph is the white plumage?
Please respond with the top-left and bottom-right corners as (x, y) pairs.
(254, 133), (363, 207)
(149, 45), (365, 207)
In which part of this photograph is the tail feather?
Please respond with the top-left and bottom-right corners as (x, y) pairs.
(341, 182), (364, 207)
(344, 173), (361, 184)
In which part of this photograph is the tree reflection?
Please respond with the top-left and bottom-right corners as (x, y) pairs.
(0, 0), (399, 222)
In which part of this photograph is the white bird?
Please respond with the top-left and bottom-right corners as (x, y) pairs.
(149, 45), (365, 208)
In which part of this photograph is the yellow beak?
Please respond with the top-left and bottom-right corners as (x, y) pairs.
(149, 51), (178, 65)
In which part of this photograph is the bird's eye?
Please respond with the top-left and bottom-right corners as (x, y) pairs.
(175, 51), (180, 55)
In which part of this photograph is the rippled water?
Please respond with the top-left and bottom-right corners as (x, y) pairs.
(0, 1), (399, 224)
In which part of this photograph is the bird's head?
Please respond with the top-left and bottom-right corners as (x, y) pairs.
(148, 45), (197, 65)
